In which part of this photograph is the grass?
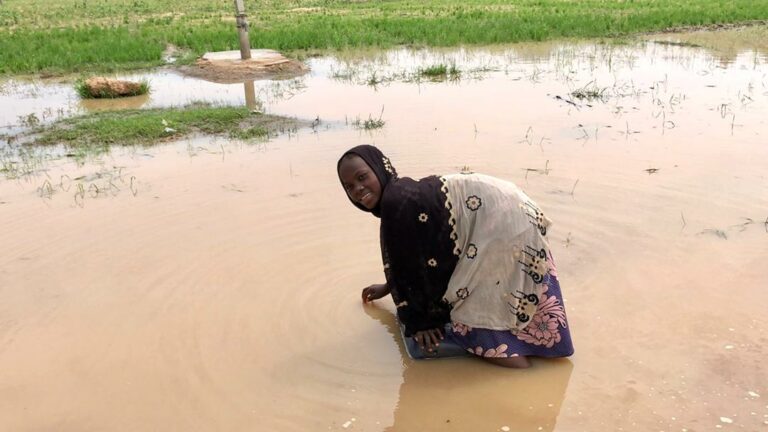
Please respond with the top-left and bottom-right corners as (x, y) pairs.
(420, 64), (449, 77)
(366, 72), (385, 87)
(328, 62), (498, 86)
(28, 104), (302, 153)
(418, 63), (460, 80)
(1, 0), (768, 75)
(74, 78), (150, 99)
(352, 106), (386, 130)
(230, 126), (269, 140)
(570, 81), (609, 102)
(0, 144), (54, 180)
(355, 117), (386, 130)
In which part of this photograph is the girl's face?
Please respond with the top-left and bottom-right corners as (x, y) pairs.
(338, 154), (382, 210)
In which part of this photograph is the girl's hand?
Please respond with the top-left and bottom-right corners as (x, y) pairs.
(361, 283), (390, 303)
(413, 328), (444, 353)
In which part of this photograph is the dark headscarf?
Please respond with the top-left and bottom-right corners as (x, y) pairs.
(337, 145), (458, 336)
(336, 144), (398, 217)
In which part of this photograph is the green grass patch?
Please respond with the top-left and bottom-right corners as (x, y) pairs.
(230, 125), (269, 140)
(1, 1), (767, 75)
(30, 105), (302, 151)
(420, 64), (448, 77)
(418, 63), (460, 80)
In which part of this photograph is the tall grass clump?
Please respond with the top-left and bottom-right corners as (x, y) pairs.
(358, 117), (385, 130)
(352, 113), (386, 130)
(418, 63), (460, 80)
(570, 82), (609, 102)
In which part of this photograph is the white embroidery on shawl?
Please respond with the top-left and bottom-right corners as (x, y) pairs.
(439, 176), (462, 256)
(520, 200), (549, 236)
(382, 157), (394, 175)
(503, 289), (540, 326)
(514, 245), (550, 284)
(465, 244), (478, 259)
(465, 195), (482, 211)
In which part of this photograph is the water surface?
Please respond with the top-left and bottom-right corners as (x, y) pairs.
(1, 28), (767, 431)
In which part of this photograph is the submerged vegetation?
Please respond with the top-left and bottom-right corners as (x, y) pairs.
(331, 62), (483, 87)
(351, 107), (386, 130)
(352, 116), (386, 130)
(29, 105), (301, 150)
(418, 63), (460, 80)
(1, 0), (768, 75)
(570, 81), (609, 102)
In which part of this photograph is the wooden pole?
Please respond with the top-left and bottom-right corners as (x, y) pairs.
(234, 0), (251, 60)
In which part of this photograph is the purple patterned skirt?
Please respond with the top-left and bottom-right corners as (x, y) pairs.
(445, 272), (574, 359)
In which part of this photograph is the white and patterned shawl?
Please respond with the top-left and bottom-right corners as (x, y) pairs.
(440, 173), (553, 332)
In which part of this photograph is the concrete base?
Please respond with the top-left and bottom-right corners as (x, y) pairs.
(201, 49), (285, 62)
(181, 49), (309, 84)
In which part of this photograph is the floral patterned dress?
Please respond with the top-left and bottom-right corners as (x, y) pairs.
(447, 253), (573, 359)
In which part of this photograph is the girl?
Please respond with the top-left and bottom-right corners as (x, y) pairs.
(337, 145), (573, 368)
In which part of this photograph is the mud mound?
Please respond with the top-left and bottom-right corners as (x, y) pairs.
(81, 77), (146, 98)
(179, 49), (309, 84)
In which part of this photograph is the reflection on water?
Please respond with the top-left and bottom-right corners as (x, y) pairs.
(78, 93), (149, 111)
(364, 306), (573, 432)
(645, 25), (768, 66)
(243, 81), (258, 110)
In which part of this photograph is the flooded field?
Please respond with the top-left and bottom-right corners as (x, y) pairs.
(1, 28), (767, 431)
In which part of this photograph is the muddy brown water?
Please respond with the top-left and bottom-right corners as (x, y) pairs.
(1, 29), (767, 431)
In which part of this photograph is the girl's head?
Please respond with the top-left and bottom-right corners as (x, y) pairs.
(337, 145), (397, 216)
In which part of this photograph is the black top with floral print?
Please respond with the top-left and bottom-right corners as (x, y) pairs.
(337, 145), (459, 336)
(379, 175), (459, 336)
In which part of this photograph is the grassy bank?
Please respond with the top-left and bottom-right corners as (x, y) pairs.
(1, 0), (768, 75)
(29, 105), (301, 152)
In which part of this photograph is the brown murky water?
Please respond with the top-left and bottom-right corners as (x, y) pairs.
(1, 29), (767, 431)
